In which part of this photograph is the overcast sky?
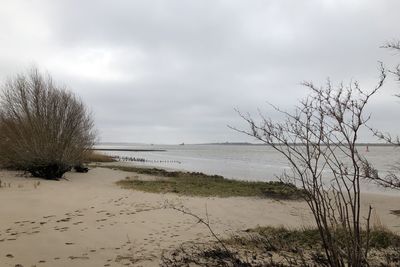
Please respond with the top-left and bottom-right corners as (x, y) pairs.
(0, 0), (399, 144)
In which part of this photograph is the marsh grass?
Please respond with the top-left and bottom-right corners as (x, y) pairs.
(83, 151), (115, 163)
(106, 165), (305, 199)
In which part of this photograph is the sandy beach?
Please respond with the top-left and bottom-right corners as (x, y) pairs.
(0, 167), (399, 267)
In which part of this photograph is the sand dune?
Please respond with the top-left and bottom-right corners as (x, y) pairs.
(0, 167), (398, 266)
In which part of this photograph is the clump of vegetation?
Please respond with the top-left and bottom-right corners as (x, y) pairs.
(161, 226), (400, 266)
(83, 151), (115, 163)
(107, 165), (304, 199)
(0, 67), (96, 179)
(239, 226), (400, 250)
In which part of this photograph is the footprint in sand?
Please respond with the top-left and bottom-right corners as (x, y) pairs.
(68, 256), (89, 260)
(56, 218), (71, 223)
(6, 253), (14, 258)
(54, 226), (69, 232)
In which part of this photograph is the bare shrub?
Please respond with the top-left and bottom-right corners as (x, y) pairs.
(233, 65), (386, 266)
(0, 67), (96, 179)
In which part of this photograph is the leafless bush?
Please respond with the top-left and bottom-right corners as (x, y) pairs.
(0, 67), (96, 179)
(233, 65), (386, 266)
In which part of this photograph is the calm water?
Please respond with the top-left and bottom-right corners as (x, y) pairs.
(95, 143), (400, 194)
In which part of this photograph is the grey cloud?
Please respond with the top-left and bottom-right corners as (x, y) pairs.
(0, 0), (400, 143)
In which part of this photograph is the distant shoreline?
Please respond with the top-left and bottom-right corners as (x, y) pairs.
(96, 142), (398, 147)
(197, 142), (398, 146)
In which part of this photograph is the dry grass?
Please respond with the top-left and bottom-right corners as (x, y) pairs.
(83, 151), (115, 163)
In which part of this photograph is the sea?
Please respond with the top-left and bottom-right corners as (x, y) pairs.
(95, 143), (400, 195)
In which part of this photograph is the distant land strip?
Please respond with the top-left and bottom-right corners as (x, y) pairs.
(198, 142), (398, 147)
(92, 148), (166, 152)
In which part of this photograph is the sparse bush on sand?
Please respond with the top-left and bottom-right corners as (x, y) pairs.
(0, 67), (96, 179)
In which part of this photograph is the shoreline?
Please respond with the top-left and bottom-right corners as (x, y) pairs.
(0, 167), (398, 266)
(100, 161), (400, 197)
(93, 144), (400, 197)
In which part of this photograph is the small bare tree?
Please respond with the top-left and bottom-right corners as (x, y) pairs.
(233, 66), (386, 266)
(0, 67), (96, 179)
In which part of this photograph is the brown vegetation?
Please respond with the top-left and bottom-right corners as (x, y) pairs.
(83, 151), (115, 163)
(0, 67), (96, 179)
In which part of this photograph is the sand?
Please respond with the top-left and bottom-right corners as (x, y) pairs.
(0, 167), (398, 267)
